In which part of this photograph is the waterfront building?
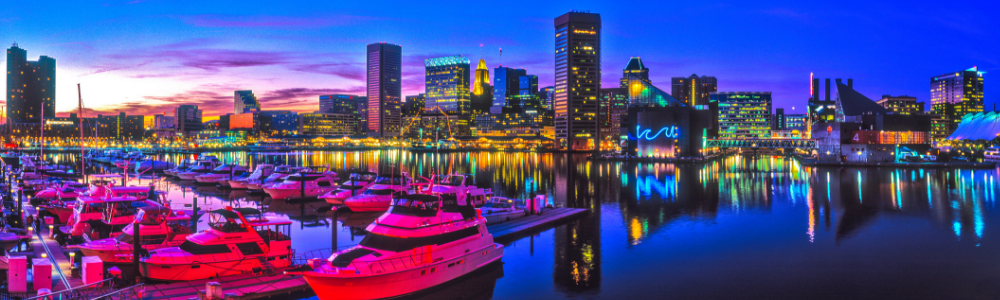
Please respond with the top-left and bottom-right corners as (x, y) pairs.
(175, 105), (203, 137)
(471, 58), (493, 115)
(555, 11), (601, 151)
(6, 44), (55, 136)
(671, 74), (717, 107)
(403, 94), (426, 117)
(258, 110), (299, 136)
(624, 74), (682, 107)
(930, 67), (985, 141)
(473, 111), (554, 138)
(41, 114), (96, 138)
(773, 108), (786, 130)
(492, 67), (528, 114)
(366, 43), (402, 137)
(234, 90), (260, 114)
(808, 78), (841, 125)
(95, 112), (144, 141)
(945, 111), (1000, 142)
(599, 88), (628, 151)
(144, 113), (176, 138)
(319, 94), (367, 133)
(877, 95), (924, 115)
(620, 57), (649, 88)
(299, 112), (359, 136)
(402, 113), (471, 138)
(712, 92), (772, 139)
(425, 55), (471, 115)
(625, 105), (714, 158)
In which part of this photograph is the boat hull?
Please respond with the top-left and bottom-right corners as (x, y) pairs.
(302, 244), (503, 300)
(140, 257), (291, 281)
(228, 180), (250, 189)
(264, 188), (333, 200)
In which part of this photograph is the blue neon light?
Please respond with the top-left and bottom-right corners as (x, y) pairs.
(636, 125), (679, 140)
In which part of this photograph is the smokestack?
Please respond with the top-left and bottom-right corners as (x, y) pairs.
(812, 78), (820, 101)
(835, 78), (842, 85)
(847, 78), (853, 88)
(825, 79), (831, 101)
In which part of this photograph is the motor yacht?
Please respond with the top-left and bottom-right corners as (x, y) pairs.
(342, 173), (412, 212)
(134, 159), (175, 173)
(163, 159), (194, 177)
(228, 164), (275, 189)
(38, 175), (122, 224)
(289, 193), (503, 300)
(246, 166), (301, 191)
(75, 206), (193, 263)
(176, 159), (222, 180)
(263, 172), (338, 200)
(480, 197), (525, 224)
(139, 207), (292, 281)
(319, 172), (378, 205)
(58, 186), (161, 239)
(194, 164), (249, 185)
(33, 181), (90, 200)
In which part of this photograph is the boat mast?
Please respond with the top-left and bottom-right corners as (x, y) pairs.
(78, 84), (86, 179)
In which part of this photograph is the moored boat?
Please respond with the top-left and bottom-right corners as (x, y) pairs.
(228, 164), (275, 189)
(319, 171), (378, 205)
(176, 158), (222, 180)
(74, 206), (193, 263)
(263, 171), (338, 200)
(194, 164), (248, 185)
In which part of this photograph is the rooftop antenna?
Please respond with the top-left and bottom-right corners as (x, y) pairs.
(479, 44), (483, 61)
(498, 47), (502, 67)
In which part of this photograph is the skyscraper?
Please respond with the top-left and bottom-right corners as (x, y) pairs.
(404, 94), (426, 117)
(930, 67), (984, 141)
(6, 44), (55, 129)
(319, 94), (367, 135)
(554, 11), (601, 151)
(671, 74), (717, 106)
(424, 55), (471, 115)
(712, 92), (772, 139)
(175, 105), (203, 137)
(620, 57), (648, 88)
(470, 59), (493, 115)
(367, 43), (402, 137)
(492, 66), (528, 114)
(234, 90), (260, 114)
(599, 88), (628, 151)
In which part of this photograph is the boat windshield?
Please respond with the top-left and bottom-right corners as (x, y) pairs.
(339, 184), (365, 191)
(374, 176), (406, 185)
(115, 233), (133, 243)
(363, 189), (394, 196)
(434, 175), (466, 186)
(208, 213), (247, 233)
(359, 226), (480, 252)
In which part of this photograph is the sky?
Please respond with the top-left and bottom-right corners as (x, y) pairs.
(2, 0), (998, 120)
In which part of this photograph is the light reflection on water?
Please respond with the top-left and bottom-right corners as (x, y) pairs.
(43, 152), (1000, 299)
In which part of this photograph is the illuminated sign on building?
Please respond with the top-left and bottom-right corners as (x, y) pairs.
(45, 120), (73, 125)
(636, 125), (679, 140)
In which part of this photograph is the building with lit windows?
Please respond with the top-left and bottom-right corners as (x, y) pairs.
(713, 92), (772, 139)
(6, 44), (55, 136)
(620, 57), (648, 88)
(930, 67), (984, 141)
(539, 86), (554, 110)
(175, 105), (203, 137)
(471, 59), (493, 115)
(367, 43), (402, 137)
(425, 55), (471, 115)
(808, 78), (841, 125)
(623, 75), (682, 107)
(671, 74), (717, 106)
(599, 88), (628, 150)
(492, 66), (528, 114)
(876, 95), (924, 115)
(299, 112), (359, 136)
(234, 90), (260, 114)
(402, 113), (472, 139)
(554, 11), (601, 151)
(319, 94), (366, 133)
(96, 112), (145, 141)
(403, 94), (425, 117)
(258, 110), (298, 136)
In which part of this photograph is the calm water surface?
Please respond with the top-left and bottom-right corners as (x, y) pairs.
(49, 151), (1000, 299)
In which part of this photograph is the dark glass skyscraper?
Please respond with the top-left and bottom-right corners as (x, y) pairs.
(6, 44), (55, 129)
(671, 74), (717, 106)
(175, 104), (203, 137)
(554, 12), (601, 151)
(366, 43), (402, 137)
(234, 90), (259, 114)
(492, 66), (528, 114)
(424, 55), (471, 115)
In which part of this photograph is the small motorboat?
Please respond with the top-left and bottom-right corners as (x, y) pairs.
(342, 173), (413, 212)
(193, 164), (248, 185)
(229, 164), (275, 189)
(134, 159), (175, 173)
(176, 159), (222, 180)
(75, 206), (193, 263)
(246, 166), (303, 191)
(319, 172), (378, 205)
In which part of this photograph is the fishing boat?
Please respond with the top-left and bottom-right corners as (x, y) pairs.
(194, 164), (248, 185)
(228, 164), (275, 189)
(319, 171), (378, 205)
(262, 172), (338, 200)
(289, 193), (503, 300)
(139, 207), (292, 281)
(74, 206), (193, 263)
(342, 173), (413, 212)
(176, 158), (222, 180)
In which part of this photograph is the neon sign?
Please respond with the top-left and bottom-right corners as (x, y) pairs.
(636, 125), (679, 140)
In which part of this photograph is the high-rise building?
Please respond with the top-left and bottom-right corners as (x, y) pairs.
(538, 86), (555, 110)
(6, 44), (55, 131)
(299, 112), (359, 136)
(424, 55), (471, 115)
(234, 90), (260, 114)
(712, 92), (772, 139)
(404, 94), (426, 117)
(319, 94), (367, 133)
(599, 88), (628, 151)
(471, 58), (494, 115)
(554, 11), (601, 151)
(492, 67), (528, 114)
(95, 112), (144, 141)
(175, 105), (203, 137)
(620, 57), (649, 88)
(258, 110), (299, 136)
(876, 95), (924, 115)
(773, 108), (786, 130)
(366, 43), (403, 137)
(671, 74), (717, 106)
(930, 67), (984, 141)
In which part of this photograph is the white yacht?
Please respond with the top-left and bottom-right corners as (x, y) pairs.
(290, 193), (503, 300)
(228, 164), (275, 189)
(194, 164), (249, 185)
(74, 206), (193, 263)
(263, 172), (338, 200)
(176, 158), (222, 180)
(246, 166), (302, 191)
(342, 173), (412, 212)
(319, 171), (378, 205)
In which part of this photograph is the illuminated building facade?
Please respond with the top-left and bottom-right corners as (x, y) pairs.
(471, 59), (493, 115)
(620, 57), (648, 88)
(299, 112), (359, 136)
(6, 44), (55, 135)
(492, 67), (528, 114)
(425, 55), (471, 115)
(175, 105), (203, 137)
(555, 11), (601, 151)
(876, 95), (923, 115)
(366, 43), (402, 137)
(403, 94), (425, 117)
(623, 74), (682, 107)
(258, 110), (298, 136)
(713, 92), (772, 139)
(599, 88), (628, 151)
(808, 78), (838, 125)
(930, 67), (984, 141)
(539, 86), (554, 110)
(626, 105), (713, 158)
(403, 113), (471, 138)
(319, 94), (366, 133)
(96, 112), (145, 141)
(234, 90), (260, 114)
(671, 74), (717, 106)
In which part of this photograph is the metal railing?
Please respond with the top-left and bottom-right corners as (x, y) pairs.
(293, 246), (438, 275)
(23, 278), (115, 300)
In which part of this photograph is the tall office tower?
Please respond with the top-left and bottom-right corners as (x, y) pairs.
(471, 58), (494, 115)
(175, 105), (203, 136)
(539, 86), (555, 110)
(930, 67), (984, 141)
(712, 91), (772, 139)
(670, 74), (717, 106)
(234, 90), (260, 114)
(599, 88), (628, 151)
(319, 94), (367, 134)
(366, 43), (403, 137)
(620, 57), (649, 88)
(518, 75), (541, 114)
(554, 11), (601, 151)
(6, 44), (55, 128)
(403, 94), (426, 117)
(491, 66), (528, 114)
(424, 55), (471, 115)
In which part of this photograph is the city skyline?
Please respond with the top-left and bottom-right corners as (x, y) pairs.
(1, 1), (997, 120)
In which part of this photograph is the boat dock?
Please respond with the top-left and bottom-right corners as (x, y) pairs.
(488, 207), (588, 243)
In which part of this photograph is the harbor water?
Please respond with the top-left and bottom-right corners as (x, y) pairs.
(45, 151), (1000, 299)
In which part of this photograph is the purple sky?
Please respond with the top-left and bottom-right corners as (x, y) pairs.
(2, 0), (997, 120)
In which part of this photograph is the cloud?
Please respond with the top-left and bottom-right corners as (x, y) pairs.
(257, 87), (364, 109)
(289, 62), (364, 81)
(108, 47), (292, 72)
(181, 14), (380, 28)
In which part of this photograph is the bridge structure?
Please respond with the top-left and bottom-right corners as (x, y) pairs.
(706, 138), (817, 149)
